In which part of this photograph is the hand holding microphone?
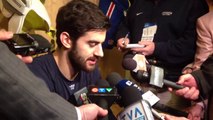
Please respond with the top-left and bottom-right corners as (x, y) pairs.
(169, 74), (199, 100)
(122, 56), (184, 89)
(73, 80), (120, 120)
(106, 72), (189, 118)
(107, 73), (163, 120)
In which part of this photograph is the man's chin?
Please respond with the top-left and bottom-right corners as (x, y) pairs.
(83, 66), (96, 72)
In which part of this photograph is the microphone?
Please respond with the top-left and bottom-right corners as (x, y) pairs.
(149, 65), (184, 89)
(122, 58), (137, 71)
(123, 52), (135, 59)
(120, 87), (142, 107)
(106, 72), (142, 95)
(73, 80), (119, 106)
(122, 52), (147, 72)
(91, 80), (110, 120)
(87, 80), (120, 120)
(117, 87), (155, 120)
(106, 72), (188, 117)
(73, 80), (103, 106)
(122, 56), (149, 83)
(123, 58), (184, 89)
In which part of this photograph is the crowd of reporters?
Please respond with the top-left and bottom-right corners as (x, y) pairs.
(1, 0), (213, 120)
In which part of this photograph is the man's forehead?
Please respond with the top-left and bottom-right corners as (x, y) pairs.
(79, 31), (106, 41)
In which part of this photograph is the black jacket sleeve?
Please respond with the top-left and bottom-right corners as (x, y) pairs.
(191, 54), (213, 99)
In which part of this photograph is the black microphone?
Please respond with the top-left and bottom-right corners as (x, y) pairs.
(123, 58), (184, 89)
(106, 72), (188, 117)
(122, 54), (149, 82)
(106, 72), (142, 96)
(94, 80), (110, 120)
(123, 52), (135, 59)
(122, 58), (137, 71)
(120, 87), (142, 107)
(117, 87), (155, 120)
(87, 80), (120, 120)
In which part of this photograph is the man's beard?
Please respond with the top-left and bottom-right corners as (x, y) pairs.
(68, 47), (96, 72)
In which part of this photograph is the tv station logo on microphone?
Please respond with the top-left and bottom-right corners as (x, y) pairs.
(90, 87), (113, 93)
(87, 86), (120, 105)
(87, 86), (119, 96)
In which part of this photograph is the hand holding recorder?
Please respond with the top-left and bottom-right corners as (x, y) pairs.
(3, 33), (51, 56)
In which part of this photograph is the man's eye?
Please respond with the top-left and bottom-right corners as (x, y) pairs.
(89, 42), (97, 47)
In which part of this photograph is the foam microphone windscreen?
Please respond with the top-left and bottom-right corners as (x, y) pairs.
(122, 58), (137, 70)
(120, 87), (142, 107)
(95, 79), (110, 87)
(106, 72), (122, 87)
(123, 52), (135, 59)
(106, 72), (143, 96)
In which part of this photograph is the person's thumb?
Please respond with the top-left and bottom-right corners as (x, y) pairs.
(97, 107), (108, 117)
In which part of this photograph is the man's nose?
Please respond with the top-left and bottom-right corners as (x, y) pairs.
(94, 44), (104, 57)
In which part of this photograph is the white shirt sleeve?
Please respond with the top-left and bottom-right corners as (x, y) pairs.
(75, 107), (82, 120)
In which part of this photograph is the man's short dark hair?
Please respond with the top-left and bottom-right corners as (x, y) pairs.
(56, 0), (110, 48)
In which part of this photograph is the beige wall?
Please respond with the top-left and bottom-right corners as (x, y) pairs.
(208, 0), (213, 10)
(44, 0), (69, 28)
(44, 0), (99, 30)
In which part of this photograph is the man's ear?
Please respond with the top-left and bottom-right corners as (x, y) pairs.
(60, 32), (72, 48)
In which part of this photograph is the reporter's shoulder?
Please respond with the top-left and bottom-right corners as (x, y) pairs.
(27, 53), (53, 69)
(31, 53), (53, 62)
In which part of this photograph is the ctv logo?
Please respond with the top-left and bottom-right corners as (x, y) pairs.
(91, 87), (113, 93)
(119, 106), (145, 120)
